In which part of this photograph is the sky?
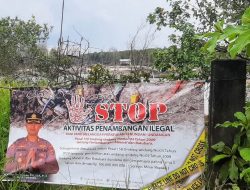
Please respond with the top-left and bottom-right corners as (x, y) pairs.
(0, 0), (173, 51)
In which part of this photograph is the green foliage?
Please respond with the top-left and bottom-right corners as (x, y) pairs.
(152, 24), (211, 80)
(0, 85), (32, 190)
(0, 88), (10, 172)
(212, 103), (250, 186)
(201, 7), (250, 59)
(138, 71), (150, 82)
(148, 1), (220, 80)
(86, 64), (151, 84)
(35, 49), (73, 84)
(0, 16), (51, 76)
(119, 70), (150, 83)
(239, 148), (250, 161)
(148, 0), (249, 32)
(149, 1), (249, 80)
(240, 168), (250, 185)
(87, 64), (115, 85)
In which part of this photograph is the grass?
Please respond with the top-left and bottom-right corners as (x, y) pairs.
(0, 81), (116, 190)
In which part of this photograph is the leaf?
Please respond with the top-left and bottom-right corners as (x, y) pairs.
(232, 184), (240, 190)
(212, 154), (230, 164)
(221, 25), (243, 41)
(228, 157), (238, 183)
(234, 133), (241, 145)
(245, 130), (250, 146)
(240, 168), (250, 179)
(228, 33), (237, 41)
(246, 102), (250, 108)
(227, 40), (235, 53)
(242, 8), (250, 24)
(234, 112), (247, 124)
(231, 144), (238, 154)
(219, 161), (229, 182)
(211, 141), (225, 152)
(246, 108), (250, 122)
(246, 44), (250, 57)
(203, 32), (220, 53)
(240, 167), (250, 186)
(216, 121), (232, 128)
(244, 175), (250, 186)
(228, 31), (250, 58)
(216, 121), (243, 128)
(199, 32), (215, 38)
(223, 145), (233, 155)
(235, 157), (247, 170)
(214, 20), (224, 32)
(231, 121), (244, 128)
(239, 148), (250, 161)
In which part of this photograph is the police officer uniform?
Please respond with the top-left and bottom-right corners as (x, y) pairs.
(5, 113), (59, 174)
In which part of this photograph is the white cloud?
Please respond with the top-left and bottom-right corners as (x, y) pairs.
(0, 0), (172, 50)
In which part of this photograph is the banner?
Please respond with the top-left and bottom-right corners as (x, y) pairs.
(4, 82), (205, 189)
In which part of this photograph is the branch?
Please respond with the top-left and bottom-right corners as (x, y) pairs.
(215, 45), (250, 62)
(195, 0), (213, 29)
(237, 54), (250, 62)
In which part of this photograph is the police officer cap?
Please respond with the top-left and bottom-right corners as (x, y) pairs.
(26, 112), (42, 124)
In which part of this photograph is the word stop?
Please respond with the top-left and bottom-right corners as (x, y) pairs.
(95, 103), (167, 122)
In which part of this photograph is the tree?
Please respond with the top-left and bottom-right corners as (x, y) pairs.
(0, 16), (51, 77)
(201, 7), (250, 61)
(153, 23), (211, 80)
(148, 0), (250, 32)
(147, 0), (249, 79)
(87, 64), (115, 85)
(35, 48), (73, 84)
(37, 33), (92, 86)
(128, 23), (156, 69)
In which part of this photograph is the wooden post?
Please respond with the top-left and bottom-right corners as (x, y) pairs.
(208, 59), (246, 188)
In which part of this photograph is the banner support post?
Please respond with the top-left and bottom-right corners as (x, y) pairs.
(207, 59), (246, 188)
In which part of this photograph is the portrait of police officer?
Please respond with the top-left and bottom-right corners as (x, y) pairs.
(5, 112), (59, 174)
